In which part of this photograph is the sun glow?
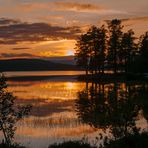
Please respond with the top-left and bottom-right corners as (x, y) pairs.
(35, 39), (76, 57)
(66, 82), (75, 89)
(66, 50), (74, 56)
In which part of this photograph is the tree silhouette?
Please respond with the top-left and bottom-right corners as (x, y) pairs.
(87, 26), (98, 75)
(140, 31), (148, 58)
(89, 25), (107, 75)
(75, 25), (107, 75)
(75, 19), (148, 76)
(0, 74), (31, 146)
(107, 19), (123, 74)
(121, 29), (137, 73)
(75, 33), (91, 75)
(130, 31), (148, 73)
(98, 25), (108, 74)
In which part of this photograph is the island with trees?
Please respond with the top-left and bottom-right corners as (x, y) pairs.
(75, 19), (148, 81)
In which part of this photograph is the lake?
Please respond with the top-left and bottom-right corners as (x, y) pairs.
(5, 71), (96, 148)
(1, 71), (148, 148)
(4, 71), (85, 77)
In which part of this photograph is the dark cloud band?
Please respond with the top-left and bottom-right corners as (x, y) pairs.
(0, 18), (81, 44)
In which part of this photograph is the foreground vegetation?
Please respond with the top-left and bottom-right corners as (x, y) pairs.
(0, 143), (25, 148)
(0, 75), (31, 146)
(49, 132), (148, 148)
(49, 140), (94, 148)
(104, 132), (148, 148)
(1, 132), (148, 148)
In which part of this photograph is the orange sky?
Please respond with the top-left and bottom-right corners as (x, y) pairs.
(0, 0), (148, 59)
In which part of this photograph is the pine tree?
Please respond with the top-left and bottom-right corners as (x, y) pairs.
(108, 19), (123, 74)
(140, 31), (148, 58)
(121, 29), (137, 73)
(75, 33), (91, 75)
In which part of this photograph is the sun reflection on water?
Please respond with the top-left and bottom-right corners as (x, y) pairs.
(7, 81), (86, 101)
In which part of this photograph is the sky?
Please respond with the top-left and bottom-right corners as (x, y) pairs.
(0, 0), (148, 59)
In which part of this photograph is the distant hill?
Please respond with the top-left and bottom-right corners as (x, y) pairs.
(0, 58), (80, 71)
(41, 56), (76, 65)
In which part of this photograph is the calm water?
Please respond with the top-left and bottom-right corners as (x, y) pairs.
(1, 71), (148, 148)
(5, 71), (97, 148)
(4, 71), (85, 77)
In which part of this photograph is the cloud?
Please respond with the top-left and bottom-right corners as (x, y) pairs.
(103, 16), (148, 37)
(54, 2), (102, 12)
(19, 1), (103, 13)
(0, 1), (129, 27)
(121, 16), (148, 22)
(36, 39), (76, 57)
(0, 18), (21, 26)
(19, 1), (127, 15)
(0, 18), (81, 44)
(0, 53), (34, 58)
(122, 16), (148, 36)
(12, 47), (30, 50)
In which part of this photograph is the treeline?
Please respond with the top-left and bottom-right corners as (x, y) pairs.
(75, 19), (148, 75)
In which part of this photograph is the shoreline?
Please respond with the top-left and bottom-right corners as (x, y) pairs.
(6, 75), (81, 81)
(77, 73), (148, 83)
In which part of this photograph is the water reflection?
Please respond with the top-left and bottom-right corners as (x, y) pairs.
(8, 81), (85, 101)
(4, 75), (148, 147)
(75, 81), (148, 139)
(6, 77), (97, 148)
(5, 71), (85, 77)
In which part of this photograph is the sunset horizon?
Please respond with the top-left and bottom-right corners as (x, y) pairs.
(0, 0), (148, 60)
(0, 1), (148, 148)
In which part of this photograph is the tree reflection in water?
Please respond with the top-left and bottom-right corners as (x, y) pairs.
(75, 81), (148, 140)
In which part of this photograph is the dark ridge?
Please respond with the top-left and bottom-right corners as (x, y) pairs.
(0, 58), (81, 71)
